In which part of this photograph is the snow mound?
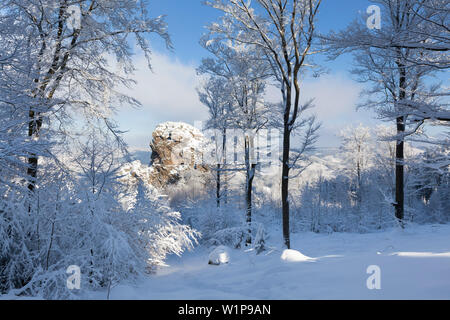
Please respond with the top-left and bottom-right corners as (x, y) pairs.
(208, 246), (231, 265)
(281, 249), (314, 262)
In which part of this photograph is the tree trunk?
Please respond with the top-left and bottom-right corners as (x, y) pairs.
(245, 162), (256, 246)
(395, 116), (405, 222)
(281, 124), (291, 249)
(216, 164), (221, 208)
(222, 128), (228, 205)
(357, 145), (362, 205)
(244, 136), (256, 246)
(27, 109), (42, 192)
(395, 57), (406, 224)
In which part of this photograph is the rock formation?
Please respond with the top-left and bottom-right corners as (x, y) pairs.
(120, 122), (210, 192)
(149, 122), (209, 188)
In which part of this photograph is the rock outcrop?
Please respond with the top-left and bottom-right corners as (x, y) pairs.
(149, 122), (209, 188)
(119, 122), (210, 198)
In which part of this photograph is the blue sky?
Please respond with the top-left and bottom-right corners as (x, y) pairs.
(147, 0), (372, 65)
(115, 0), (385, 152)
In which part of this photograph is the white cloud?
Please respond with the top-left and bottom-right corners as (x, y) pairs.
(301, 74), (363, 120)
(265, 74), (379, 148)
(116, 53), (378, 150)
(115, 52), (209, 149)
(128, 52), (208, 120)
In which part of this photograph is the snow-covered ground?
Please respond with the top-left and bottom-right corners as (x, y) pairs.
(87, 223), (450, 300)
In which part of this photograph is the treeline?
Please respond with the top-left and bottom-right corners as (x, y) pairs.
(196, 0), (449, 247)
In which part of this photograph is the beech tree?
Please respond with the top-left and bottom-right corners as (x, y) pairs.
(324, 0), (447, 224)
(0, 0), (171, 194)
(206, 0), (322, 248)
(198, 38), (271, 245)
(197, 77), (232, 208)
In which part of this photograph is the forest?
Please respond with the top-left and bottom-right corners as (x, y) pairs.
(0, 0), (448, 300)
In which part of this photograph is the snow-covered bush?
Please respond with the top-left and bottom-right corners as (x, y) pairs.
(129, 182), (200, 270)
(1, 130), (199, 299)
(0, 190), (39, 294)
(179, 197), (243, 247)
(174, 188), (274, 249)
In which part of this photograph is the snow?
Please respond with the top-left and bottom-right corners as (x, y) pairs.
(208, 246), (231, 265)
(152, 122), (206, 156)
(76, 223), (450, 300)
(280, 249), (315, 262)
(392, 252), (450, 258)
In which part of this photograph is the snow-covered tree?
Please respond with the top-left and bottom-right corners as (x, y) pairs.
(408, 145), (450, 222)
(0, 0), (171, 192)
(129, 180), (199, 271)
(324, 0), (447, 224)
(197, 77), (232, 208)
(339, 125), (374, 205)
(206, 0), (322, 249)
(1, 123), (199, 299)
(0, 1), (205, 298)
(198, 36), (272, 245)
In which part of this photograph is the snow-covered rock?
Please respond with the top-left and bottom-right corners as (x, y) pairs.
(208, 245), (231, 265)
(119, 122), (211, 192)
(281, 249), (314, 262)
(149, 122), (209, 188)
(150, 122), (205, 168)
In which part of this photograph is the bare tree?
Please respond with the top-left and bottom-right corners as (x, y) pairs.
(339, 125), (374, 206)
(324, 0), (447, 224)
(198, 38), (271, 245)
(198, 75), (233, 208)
(206, 0), (322, 248)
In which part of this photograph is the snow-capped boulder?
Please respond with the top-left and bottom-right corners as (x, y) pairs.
(149, 122), (209, 188)
(208, 245), (231, 265)
(281, 249), (314, 262)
